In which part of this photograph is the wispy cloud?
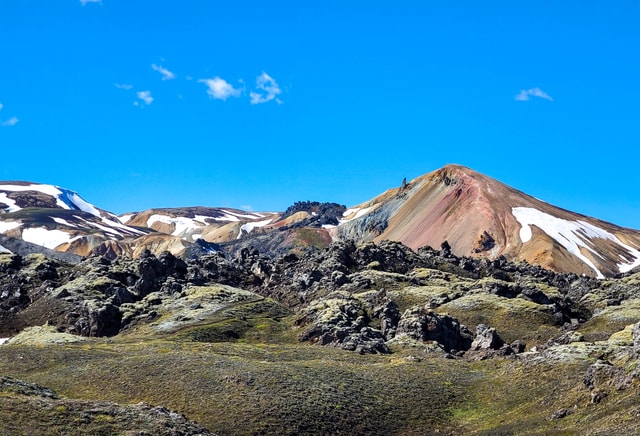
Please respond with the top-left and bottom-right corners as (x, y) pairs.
(135, 91), (154, 106)
(515, 87), (553, 102)
(1, 117), (19, 127)
(151, 64), (176, 81)
(250, 72), (282, 105)
(80, 0), (102, 5)
(115, 83), (133, 90)
(199, 77), (242, 100)
(0, 103), (3, 110)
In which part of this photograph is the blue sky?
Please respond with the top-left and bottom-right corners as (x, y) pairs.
(1, 1), (639, 228)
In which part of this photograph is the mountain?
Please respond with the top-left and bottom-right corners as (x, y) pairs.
(121, 206), (279, 243)
(1, 166), (639, 278)
(335, 165), (640, 278)
(0, 181), (148, 256)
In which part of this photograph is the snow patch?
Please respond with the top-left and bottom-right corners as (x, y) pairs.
(76, 217), (122, 236)
(512, 207), (640, 278)
(0, 193), (20, 212)
(221, 209), (263, 220)
(339, 207), (372, 224)
(118, 214), (134, 224)
(66, 191), (101, 217)
(101, 217), (145, 235)
(0, 244), (11, 254)
(213, 215), (240, 222)
(21, 227), (81, 249)
(237, 218), (273, 239)
(194, 215), (213, 225)
(51, 217), (76, 227)
(0, 338), (10, 345)
(147, 214), (202, 237)
(0, 221), (22, 233)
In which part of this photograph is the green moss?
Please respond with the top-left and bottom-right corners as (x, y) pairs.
(438, 293), (559, 344)
(579, 299), (640, 342)
(0, 340), (469, 435)
(293, 228), (331, 249)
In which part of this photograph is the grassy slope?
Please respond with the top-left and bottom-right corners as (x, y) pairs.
(0, 338), (468, 435)
(1, 326), (640, 435)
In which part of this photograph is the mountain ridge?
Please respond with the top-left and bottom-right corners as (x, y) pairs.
(1, 165), (639, 278)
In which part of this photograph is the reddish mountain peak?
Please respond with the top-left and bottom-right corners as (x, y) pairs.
(338, 164), (640, 277)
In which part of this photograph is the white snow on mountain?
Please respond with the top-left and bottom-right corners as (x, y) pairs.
(0, 244), (10, 254)
(0, 183), (105, 219)
(62, 190), (101, 217)
(51, 217), (77, 227)
(0, 193), (19, 212)
(0, 183), (70, 209)
(0, 221), (22, 233)
(339, 207), (372, 224)
(118, 214), (134, 224)
(22, 227), (82, 249)
(148, 211), (273, 241)
(513, 207), (640, 278)
(0, 184), (146, 248)
(237, 218), (273, 239)
(147, 214), (205, 237)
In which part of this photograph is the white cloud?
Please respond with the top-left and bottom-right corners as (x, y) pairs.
(115, 83), (133, 90)
(241, 205), (253, 212)
(151, 64), (176, 81)
(136, 91), (154, 105)
(515, 87), (553, 102)
(80, 0), (102, 5)
(250, 72), (282, 105)
(199, 77), (242, 100)
(1, 117), (19, 127)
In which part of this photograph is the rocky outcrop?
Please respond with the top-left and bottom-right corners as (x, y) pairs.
(297, 292), (390, 354)
(396, 307), (473, 353)
(2, 237), (640, 362)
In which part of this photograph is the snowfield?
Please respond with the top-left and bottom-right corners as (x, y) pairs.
(21, 227), (82, 250)
(513, 207), (640, 278)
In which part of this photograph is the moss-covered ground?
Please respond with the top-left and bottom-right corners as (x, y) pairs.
(2, 325), (640, 435)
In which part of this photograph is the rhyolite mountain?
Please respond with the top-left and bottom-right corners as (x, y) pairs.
(335, 165), (640, 278)
(1, 165), (640, 278)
